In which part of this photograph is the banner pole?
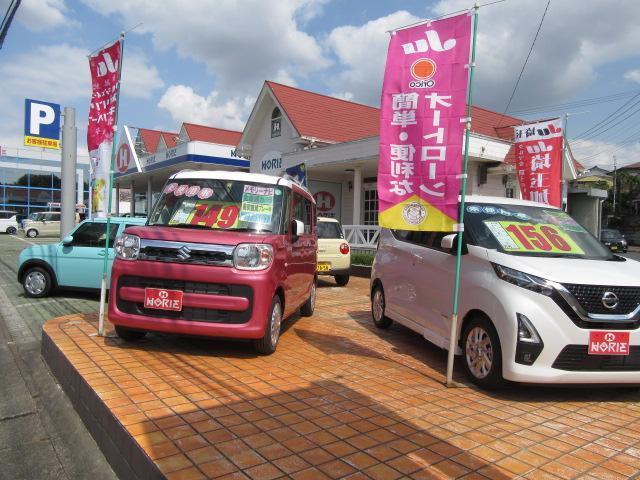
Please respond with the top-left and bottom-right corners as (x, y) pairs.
(446, 5), (479, 387)
(562, 112), (568, 211)
(98, 33), (126, 337)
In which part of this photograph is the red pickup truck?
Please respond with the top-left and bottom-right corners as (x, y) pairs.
(108, 170), (317, 354)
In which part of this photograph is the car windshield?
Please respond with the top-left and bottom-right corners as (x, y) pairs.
(464, 203), (613, 260)
(148, 179), (286, 234)
(318, 221), (344, 239)
(601, 229), (622, 240)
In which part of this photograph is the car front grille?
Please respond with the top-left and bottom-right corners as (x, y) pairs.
(138, 239), (234, 267)
(552, 345), (640, 371)
(550, 291), (640, 330)
(116, 275), (252, 324)
(562, 284), (640, 315)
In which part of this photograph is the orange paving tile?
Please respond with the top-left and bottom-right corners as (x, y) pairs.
(43, 276), (640, 479)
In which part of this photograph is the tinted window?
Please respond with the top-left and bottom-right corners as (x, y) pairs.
(70, 222), (117, 248)
(293, 193), (312, 234)
(318, 221), (343, 239)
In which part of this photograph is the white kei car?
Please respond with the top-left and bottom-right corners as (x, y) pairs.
(371, 196), (640, 388)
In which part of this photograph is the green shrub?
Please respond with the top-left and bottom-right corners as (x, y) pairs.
(351, 251), (375, 266)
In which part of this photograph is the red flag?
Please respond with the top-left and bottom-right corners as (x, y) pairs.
(87, 40), (122, 217)
(514, 118), (564, 207)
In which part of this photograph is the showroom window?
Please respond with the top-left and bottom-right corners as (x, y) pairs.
(363, 185), (378, 226)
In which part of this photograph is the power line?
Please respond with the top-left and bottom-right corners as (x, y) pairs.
(572, 99), (640, 145)
(507, 89), (640, 116)
(497, 0), (552, 127)
(574, 92), (640, 140)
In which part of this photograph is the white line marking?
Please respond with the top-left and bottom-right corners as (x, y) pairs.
(8, 235), (36, 246)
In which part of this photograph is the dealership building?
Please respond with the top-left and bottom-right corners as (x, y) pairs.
(116, 80), (606, 243)
(0, 146), (90, 216)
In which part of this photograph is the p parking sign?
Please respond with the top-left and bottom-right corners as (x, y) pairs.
(24, 99), (61, 149)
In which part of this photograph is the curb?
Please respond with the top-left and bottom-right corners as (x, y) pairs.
(41, 330), (163, 480)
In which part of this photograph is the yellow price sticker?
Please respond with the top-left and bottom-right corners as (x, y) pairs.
(484, 221), (585, 254)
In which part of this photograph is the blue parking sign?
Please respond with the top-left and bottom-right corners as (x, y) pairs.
(24, 99), (61, 149)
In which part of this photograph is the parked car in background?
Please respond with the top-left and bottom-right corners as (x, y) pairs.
(22, 211), (62, 238)
(371, 196), (640, 388)
(0, 210), (20, 234)
(108, 170), (317, 354)
(317, 217), (351, 286)
(17, 217), (146, 297)
(600, 228), (627, 253)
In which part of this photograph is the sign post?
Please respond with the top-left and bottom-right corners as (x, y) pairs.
(60, 107), (77, 239)
(446, 5), (479, 387)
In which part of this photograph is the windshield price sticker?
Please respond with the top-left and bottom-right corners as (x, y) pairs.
(187, 201), (240, 229)
(485, 221), (585, 254)
(240, 185), (274, 224)
(169, 199), (197, 225)
(589, 331), (630, 356)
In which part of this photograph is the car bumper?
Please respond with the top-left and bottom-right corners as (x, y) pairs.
(495, 288), (640, 384)
(108, 259), (278, 339)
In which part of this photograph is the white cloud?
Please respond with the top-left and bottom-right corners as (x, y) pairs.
(81, 0), (330, 98)
(324, 10), (419, 106)
(158, 85), (253, 131)
(625, 69), (640, 84)
(0, 43), (163, 151)
(430, 0), (640, 112)
(323, 1), (640, 111)
(7, 0), (79, 31)
(571, 138), (640, 169)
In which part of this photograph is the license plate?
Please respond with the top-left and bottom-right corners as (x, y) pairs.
(611, 245), (618, 251)
(317, 263), (331, 272)
(144, 288), (184, 311)
(588, 331), (630, 355)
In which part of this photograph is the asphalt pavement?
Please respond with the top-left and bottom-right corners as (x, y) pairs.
(0, 233), (116, 480)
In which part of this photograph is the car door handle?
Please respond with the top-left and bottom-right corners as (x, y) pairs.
(98, 251), (106, 256)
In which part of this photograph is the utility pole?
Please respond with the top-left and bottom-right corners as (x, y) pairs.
(613, 155), (617, 216)
(60, 107), (77, 239)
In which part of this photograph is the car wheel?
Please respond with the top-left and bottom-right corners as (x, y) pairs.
(26, 229), (38, 238)
(335, 274), (349, 287)
(114, 326), (147, 341)
(6, 227), (16, 235)
(254, 295), (282, 355)
(23, 267), (52, 298)
(462, 315), (504, 389)
(371, 284), (392, 329)
(300, 281), (316, 317)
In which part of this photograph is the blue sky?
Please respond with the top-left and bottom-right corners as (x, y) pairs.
(1, 0), (640, 168)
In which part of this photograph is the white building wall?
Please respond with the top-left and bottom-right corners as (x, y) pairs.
(248, 97), (300, 175)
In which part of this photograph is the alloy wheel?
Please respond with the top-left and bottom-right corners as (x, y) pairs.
(270, 301), (282, 347)
(465, 326), (493, 379)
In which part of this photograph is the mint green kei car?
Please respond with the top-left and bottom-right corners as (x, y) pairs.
(17, 217), (146, 297)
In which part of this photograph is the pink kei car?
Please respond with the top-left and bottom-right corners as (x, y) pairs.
(108, 170), (317, 354)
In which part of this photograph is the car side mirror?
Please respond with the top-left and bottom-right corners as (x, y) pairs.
(292, 220), (304, 240)
(62, 235), (73, 246)
(441, 234), (457, 252)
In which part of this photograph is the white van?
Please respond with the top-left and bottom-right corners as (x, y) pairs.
(0, 210), (20, 235)
(371, 196), (640, 388)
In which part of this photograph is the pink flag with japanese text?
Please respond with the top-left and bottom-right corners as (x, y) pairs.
(514, 118), (564, 208)
(88, 39), (122, 217)
(378, 13), (472, 231)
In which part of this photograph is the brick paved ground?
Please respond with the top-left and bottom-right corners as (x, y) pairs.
(43, 277), (640, 479)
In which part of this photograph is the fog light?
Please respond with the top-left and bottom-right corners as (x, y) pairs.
(515, 313), (544, 366)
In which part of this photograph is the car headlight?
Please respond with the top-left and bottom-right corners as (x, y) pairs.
(114, 234), (140, 260)
(233, 244), (273, 270)
(492, 263), (554, 296)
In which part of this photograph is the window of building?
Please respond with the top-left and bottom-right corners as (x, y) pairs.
(363, 185), (378, 226)
(271, 107), (282, 138)
(506, 187), (515, 198)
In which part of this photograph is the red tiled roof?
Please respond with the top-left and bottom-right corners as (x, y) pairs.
(266, 81), (380, 143)
(138, 128), (162, 154)
(160, 132), (179, 148)
(183, 123), (242, 146)
(266, 81), (526, 148)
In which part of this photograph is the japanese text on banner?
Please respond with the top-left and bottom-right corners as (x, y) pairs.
(378, 12), (472, 231)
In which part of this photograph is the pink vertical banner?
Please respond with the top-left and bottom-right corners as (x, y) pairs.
(378, 13), (472, 231)
(87, 39), (122, 218)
